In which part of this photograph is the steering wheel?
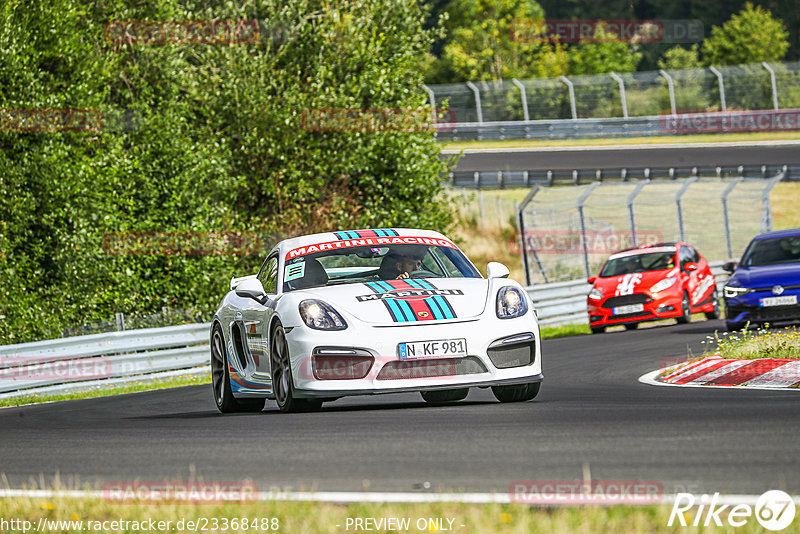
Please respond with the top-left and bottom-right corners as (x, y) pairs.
(409, 269), (438, 279)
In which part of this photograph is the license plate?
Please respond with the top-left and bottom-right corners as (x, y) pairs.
(398, 339), (467, 360)
(613, 304), (644, 315)
(760, 295), (798, 307)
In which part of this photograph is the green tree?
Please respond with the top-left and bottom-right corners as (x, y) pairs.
(701, 3), (789, 65)
(658, 45), (702, 71)
(431, 0), (568, 82)
(567, 22), (641, 75)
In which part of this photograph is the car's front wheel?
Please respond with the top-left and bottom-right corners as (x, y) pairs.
(591, 326), (605, 334)
(211, 324), (265, 413)
(624, 323), (639, 330)
(421, 388), (469, 404)
(676, 292), (691, 324)
(492, 382), (541, 403)
(705, 289), (721, 320)
(271, 322), (322, 413)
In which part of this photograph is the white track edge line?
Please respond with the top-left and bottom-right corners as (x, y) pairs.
(0, 489), (797, 505)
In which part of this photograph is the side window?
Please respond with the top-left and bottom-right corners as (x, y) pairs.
(258, 256), (279, 294)
(680, 246), (695, 270)
(691, 247), (700, 263)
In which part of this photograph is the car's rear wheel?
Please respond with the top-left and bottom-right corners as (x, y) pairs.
(705, 289), (721, 320)
(271, 322), (322, 413)
(624, 323), (639, 330)
(492, 382), (540, 403)
(211, 324), (265, 413)
(676, 292), (691, 324)
(591, 326), (605, 334)
(421, 388), (469, 404)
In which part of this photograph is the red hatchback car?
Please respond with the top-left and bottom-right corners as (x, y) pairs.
(587, 242), (719, 333)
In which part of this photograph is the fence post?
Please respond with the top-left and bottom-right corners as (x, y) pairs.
(675, 176), (698, 242)
(115, 312), (126, 331)
(479, 189), (485, 228)
(762, 62), (779, 110)
(761, 172), (785, 232)
(497, 197), (503, 226)
(517, 185), (543, 285)
(465, 81), (483, 123)
(708, 66), (726, 112)
(659, 69), (677, 116)
(721, 178), (743, 258)
(422, 84), (437, 130)
(627, 180), (649, 246)
(560, 76), (578, 120)
(577, 182), (601, 279)
(512, 78), (530, 121)
(609, 72), (628, 118)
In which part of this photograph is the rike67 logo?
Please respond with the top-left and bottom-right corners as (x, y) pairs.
(669, 490), (796, 531)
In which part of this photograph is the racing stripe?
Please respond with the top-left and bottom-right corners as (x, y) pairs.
(365, 282), (407, 322)
(406, 279), (457, 320)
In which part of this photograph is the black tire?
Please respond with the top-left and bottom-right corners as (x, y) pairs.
(492, 382), (541, 403)
(421, 388), (469, 404)
(271, 322), (322, 413)
(591, 326), (605, 334)
(676, 292), (691, 324)
(705, 289), (721, 320)
(624, 323), (639, 330)
(211, 324), (265, 413)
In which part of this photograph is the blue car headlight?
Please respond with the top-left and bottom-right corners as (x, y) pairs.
(299, 300), (347, 330)
(496, 287), (529, 319)
(723, 286), (751, 299)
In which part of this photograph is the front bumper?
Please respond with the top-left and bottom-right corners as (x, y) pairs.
(587, 290), (684, 327)
(284, 316), (542, 398)
(725, 289), (800, 325)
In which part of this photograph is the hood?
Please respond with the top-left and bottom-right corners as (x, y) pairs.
(729, 263), (800, 289)
(295, 278), (490, 324)
(593, 268), (680, 296)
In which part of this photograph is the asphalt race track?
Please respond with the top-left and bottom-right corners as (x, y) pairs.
(444, 141), (800, 172)
(2, 320), (798, 496)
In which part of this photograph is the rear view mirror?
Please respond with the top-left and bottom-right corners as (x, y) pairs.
(684, 262), (698, 272)
(722, 261), (737, 273)
(486, 262), (510, 279)
(587, 276), (596, 284)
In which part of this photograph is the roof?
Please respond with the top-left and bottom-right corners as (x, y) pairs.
(752, 227), (800, 240)
(608, 245), (677, 260)
(276, 228), (457, 260)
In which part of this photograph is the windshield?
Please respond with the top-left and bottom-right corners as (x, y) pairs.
(740, 236), (800, 267)
(282, 244), (481, 292)
(599, 251), (676, 277)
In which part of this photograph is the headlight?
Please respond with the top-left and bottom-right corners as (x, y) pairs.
(299, 300), (347, 330)
(496, 287), (528, 319)
(649, 277), (677, 293)
(723, 286), (751, 299)
(588, 288), (603, 300)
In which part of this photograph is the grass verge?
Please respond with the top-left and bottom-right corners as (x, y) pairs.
(703, 326), (800, 360)
(0, 374), (210, 408)
(441, 131), (800, 151)
(0, 497), (782, 533)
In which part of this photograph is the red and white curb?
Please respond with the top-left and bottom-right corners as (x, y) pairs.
(639, 356), (800, 391)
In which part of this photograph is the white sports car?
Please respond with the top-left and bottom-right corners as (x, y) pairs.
(210, 228), (543, 412)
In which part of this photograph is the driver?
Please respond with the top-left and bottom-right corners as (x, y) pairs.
(379, 247), (426, 279)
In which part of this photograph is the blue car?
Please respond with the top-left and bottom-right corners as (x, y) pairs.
(723, 228), (800, 330)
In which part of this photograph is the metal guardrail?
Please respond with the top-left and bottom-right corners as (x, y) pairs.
(450, 165), (798, 189)
(528, 262), (730, 327)
(0, 323), (210, 395)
